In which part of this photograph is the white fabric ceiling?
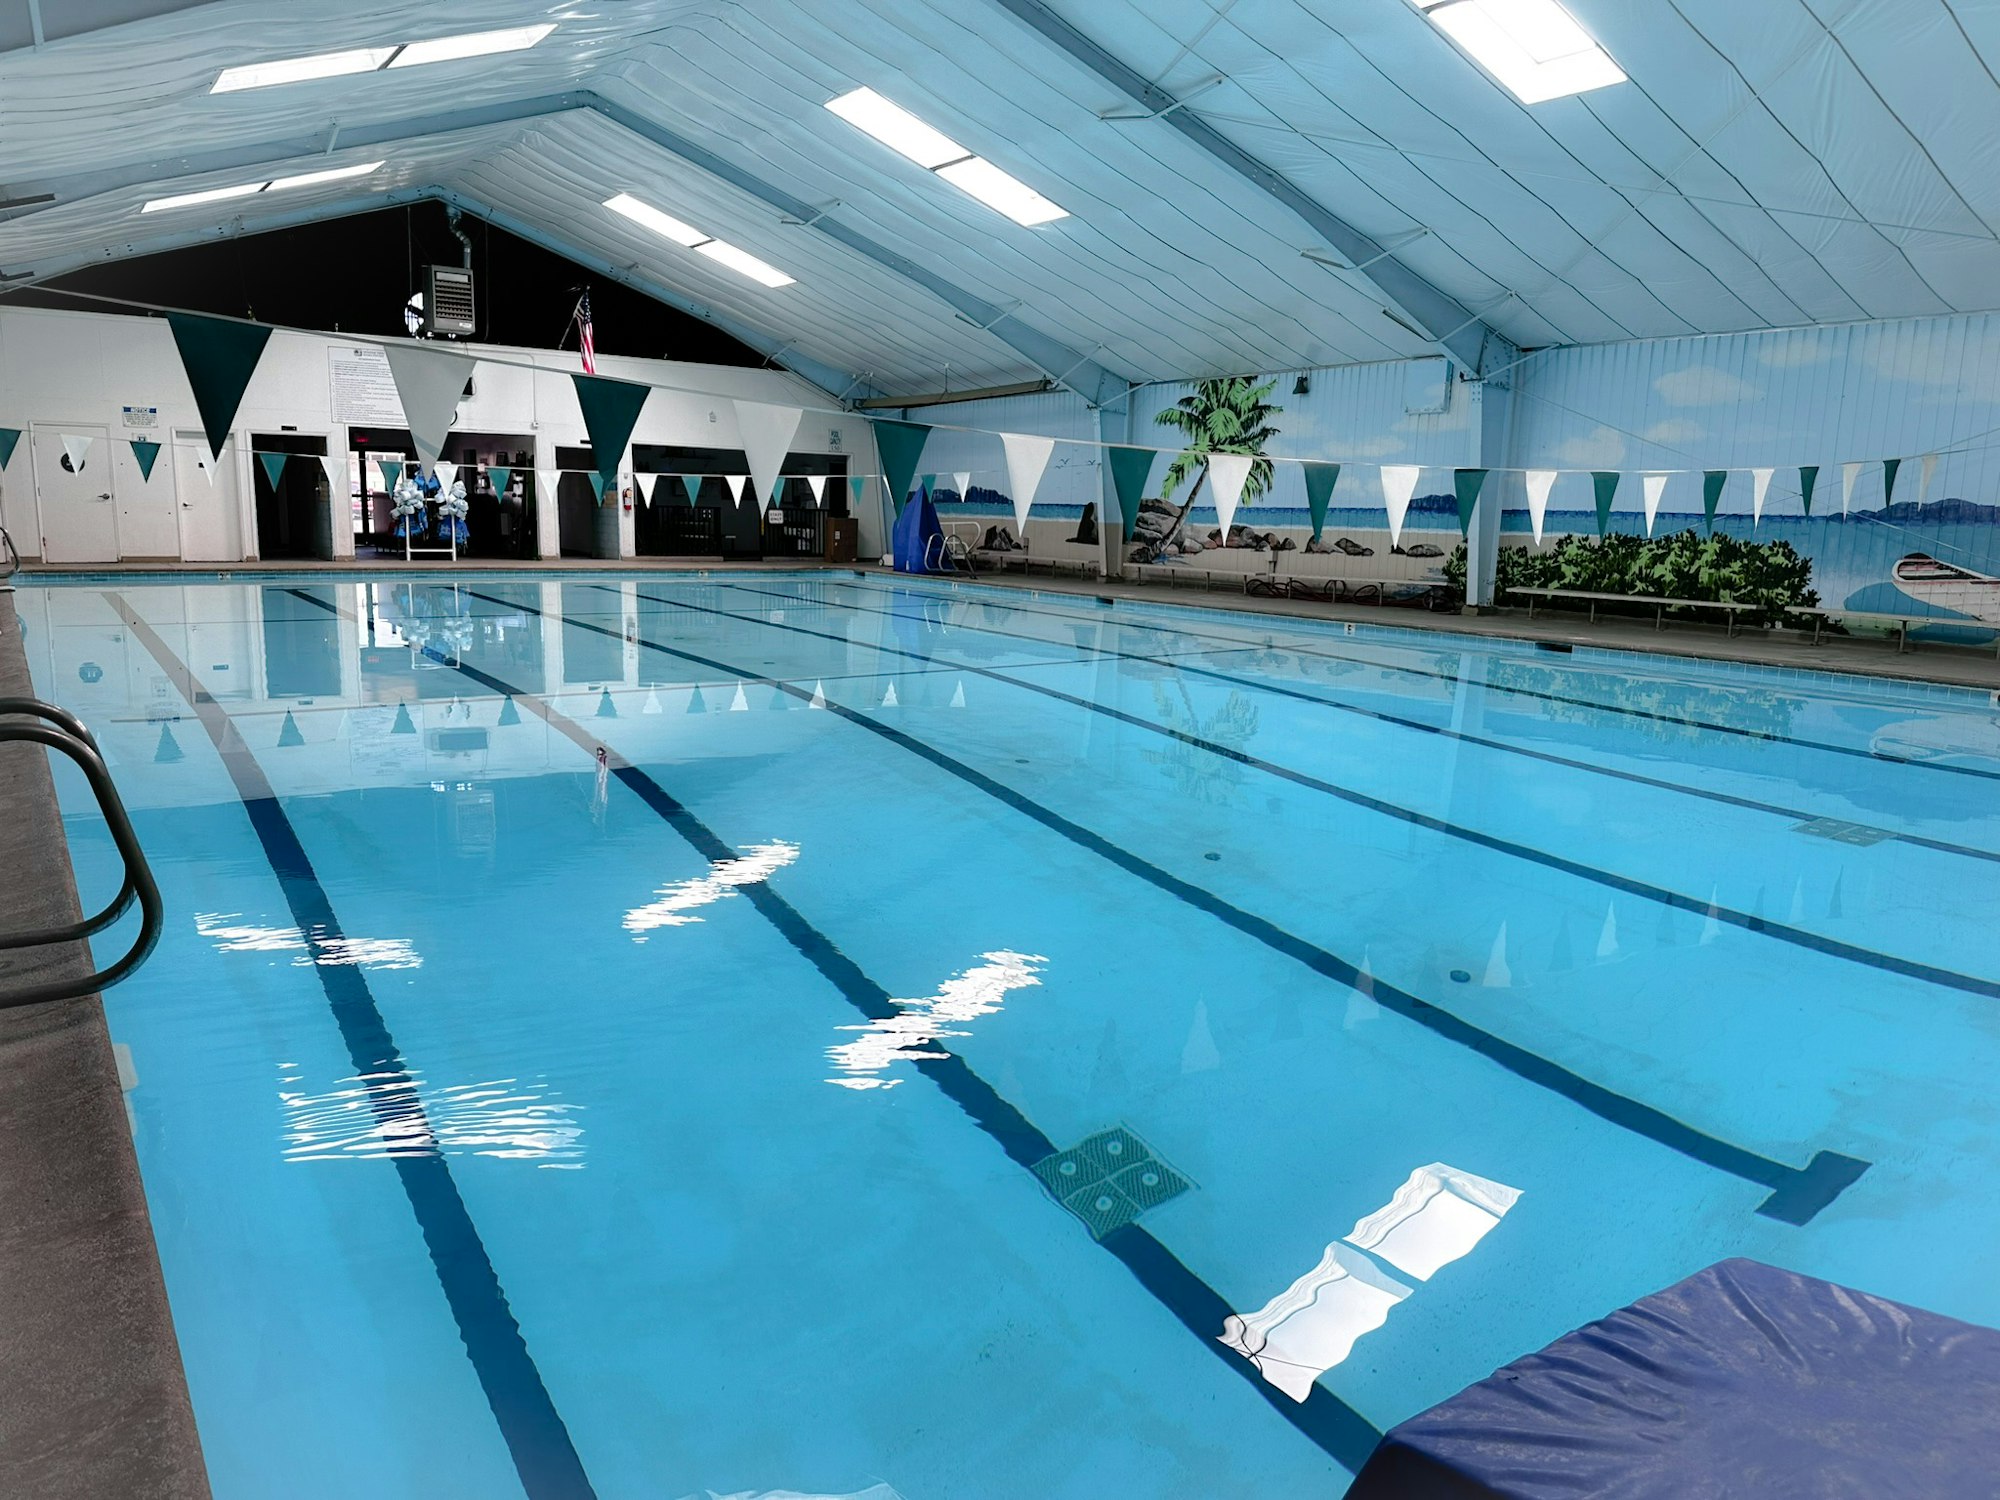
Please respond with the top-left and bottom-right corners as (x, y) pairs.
(1, 0), (1996, 398)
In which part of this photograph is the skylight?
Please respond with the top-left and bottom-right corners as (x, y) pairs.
(825, 87), (1069, 227)
(1409, 0), (1625, 104)
(604, 194), (796, 288)
(210, 24), (556, 92)
(141, 162), (384, 213)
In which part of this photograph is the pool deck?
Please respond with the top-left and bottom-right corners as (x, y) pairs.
(0, 593), (210, 1498)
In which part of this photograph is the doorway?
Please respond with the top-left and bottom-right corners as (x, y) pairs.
(32, 423), (117, 562)
(251, 432), (331, 560)
(555, 445), (617, 558)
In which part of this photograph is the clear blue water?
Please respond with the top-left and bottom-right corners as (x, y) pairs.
(18, 570), (2000, 1499)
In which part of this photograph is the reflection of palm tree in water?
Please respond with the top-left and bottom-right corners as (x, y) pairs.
(1144, 678), (1259, 803)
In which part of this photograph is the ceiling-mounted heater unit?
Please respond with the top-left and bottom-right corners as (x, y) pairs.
(425, 264), (476, 336)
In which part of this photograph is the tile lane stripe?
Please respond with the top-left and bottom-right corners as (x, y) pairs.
(111, 592), (598, 1500)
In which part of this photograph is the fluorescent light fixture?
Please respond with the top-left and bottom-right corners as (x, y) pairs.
(267, 161), (385, 191)
(1410, 0), (1624, 104)
(826, 87), (967, 169)
(603, 194), (796, 288)
(140, 181), (268, 213)
(826, 86), (1069, 225)
(211, 46), (396, 93)
(604, 192), (706, 247)
(388, 23), (558, 68)
(935, 157), (1067, 227)
(694, 240), (795, 288)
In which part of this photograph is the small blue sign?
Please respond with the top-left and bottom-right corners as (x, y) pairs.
(78, 661), (103, 684)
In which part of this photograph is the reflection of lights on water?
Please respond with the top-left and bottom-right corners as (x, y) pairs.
(1221, 1162), (1521, 1402)
(623, 841), (799, 939)
(277, 1064), (584, 1166)
(195, 913), (421, 969)
(826, 950), (1045, 1090)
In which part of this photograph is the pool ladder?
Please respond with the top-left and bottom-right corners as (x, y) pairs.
(0, 697), (163, 1007)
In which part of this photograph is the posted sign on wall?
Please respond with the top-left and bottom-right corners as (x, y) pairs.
(121, 405), (158, 429)
(328, 345), (406, 426)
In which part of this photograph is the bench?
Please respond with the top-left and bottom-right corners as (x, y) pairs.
(1509, 586), (1761, 637)
(1129, 562), (1451, 608)
(1787, 604), (2000, 657)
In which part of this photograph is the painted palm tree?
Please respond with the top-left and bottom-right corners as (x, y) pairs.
(1150, 376), (1284, 557)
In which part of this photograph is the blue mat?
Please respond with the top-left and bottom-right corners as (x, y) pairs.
(1349, 1258), (2000, 1499)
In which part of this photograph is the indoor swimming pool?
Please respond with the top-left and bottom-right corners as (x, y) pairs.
(17, 570), (2000, 1499)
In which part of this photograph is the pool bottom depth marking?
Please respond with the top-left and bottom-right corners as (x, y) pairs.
(283, 587), (1385, 1475)
(109, 593), (599, 1500)
(464, 585), (1868, 1227)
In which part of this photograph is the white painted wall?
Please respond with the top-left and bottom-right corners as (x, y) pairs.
(0, 306), (871, 563)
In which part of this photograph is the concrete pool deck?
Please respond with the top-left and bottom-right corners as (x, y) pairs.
(0, 592), (210, 1499)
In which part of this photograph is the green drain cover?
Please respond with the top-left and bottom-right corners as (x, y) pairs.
(1033, 1127), (1190, 1237)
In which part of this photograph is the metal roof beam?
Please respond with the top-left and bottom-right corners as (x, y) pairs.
(985, 0), (1511, 374)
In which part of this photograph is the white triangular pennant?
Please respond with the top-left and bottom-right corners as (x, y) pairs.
(732, 400), (803, 516)
(1919, 452), (1938, 505)
(60, 433), (94, 469)
(1841, 460), (1862, 515)
(197, 454), (216, 486)
(536, 471), (559, 509)
(724, 474), (749, 506)
(950, 680), (966, 708)
(952, 470), (972, 500)
(1207, 452), (1255, 538)
(1523, 470), (1557, 544)
(729, 683), (749, 712)
(433, 460), (458, 493)
(809, 679), (826, 709)
(1379, 464), (1421, 549)
(1000, 432), (1056, 532)
(319, 454), (345, 494)
(382, 343), (474, 470)
(1641, 473), (1669, 536)
(881, 682), (899, 708)
(1751, 466), (1773, 526)
(642, 687), (662, 715)
(806, 474), (827, 506)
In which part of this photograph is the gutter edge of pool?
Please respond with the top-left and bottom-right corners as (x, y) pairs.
(0, 593), (212, 1500)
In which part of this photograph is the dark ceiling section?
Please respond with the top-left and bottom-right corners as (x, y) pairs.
(32, 200), (765, 365)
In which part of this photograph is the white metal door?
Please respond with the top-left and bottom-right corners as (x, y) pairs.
(32, 424), (118, 562)
(112, 432), (179, 558)
(173, 430), (244, 561)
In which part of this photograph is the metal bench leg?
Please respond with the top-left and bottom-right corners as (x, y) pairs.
(1812, 617), (1823, 646)
(1898, 621), (1909, 653)
(1727, 611), (1737, 639)
(1589, 602), (1598, 624)
(1656, 604), (1666, 631)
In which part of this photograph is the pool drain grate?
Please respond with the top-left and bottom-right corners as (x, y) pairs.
(1032, 1126), (1191, 1237)
(1791, 817), (1891, 846)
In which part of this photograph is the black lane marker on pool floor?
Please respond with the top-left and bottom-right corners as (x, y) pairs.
(280, 589), (1384, 1472)
(719, 581), (2000, 868)
(456, 587), (1868, 1226)
(818, 574), (2000, 787)
(111, 593), (599, 1500)
(617, 584), (2000, 1007)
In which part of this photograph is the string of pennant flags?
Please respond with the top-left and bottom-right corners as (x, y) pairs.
(0, 300), (1955, 552)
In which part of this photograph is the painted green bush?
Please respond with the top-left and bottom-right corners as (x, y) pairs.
(1443, 530), (1819, 624)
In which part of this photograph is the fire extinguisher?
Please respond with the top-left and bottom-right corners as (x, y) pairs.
(622, 484), (633, 514)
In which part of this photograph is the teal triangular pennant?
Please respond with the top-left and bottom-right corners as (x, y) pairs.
(1882, 456), (1901, 509)
(391, 704), (416, 735)
(497, 697), (522, 727)
(686, 685), (708, 714)
(1301, 462), (1340, 539)
(1591, 471), (1621, 537)
(1702, 470), (1726, 532)
(586, 471), (608, 503)
(166, 311), (273, 461)
(1453, 468), (1488, 536)
(849, 475), (868, 511)
(1106, 446), (1156, 542)
(920, 473), (937, 503)
(596, 688), (618, 719)
(872, 420), (932, 516)
(154, 724), (184, 764)
(679, 474), (701, 507)
(377, 458), (401, 492)
(0, 428), (19, 469)
(571, 372), (651, 485)
(1798, 465), (1819, 517)
(277, 710), (305, 747)
(258, 451), (289, 490)
(487, 465), (513, 497)
(130, 439), (162, 481)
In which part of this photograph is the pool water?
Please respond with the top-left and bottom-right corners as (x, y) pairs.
(18, 571), (2000, 1499)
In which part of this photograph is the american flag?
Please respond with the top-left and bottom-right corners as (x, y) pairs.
(574, 289), (597, 375)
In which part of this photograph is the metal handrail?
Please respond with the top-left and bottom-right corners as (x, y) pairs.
(0, 524), (17, 587)
(0, 707), (163, 1007)
(0, 699), (139, 948)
